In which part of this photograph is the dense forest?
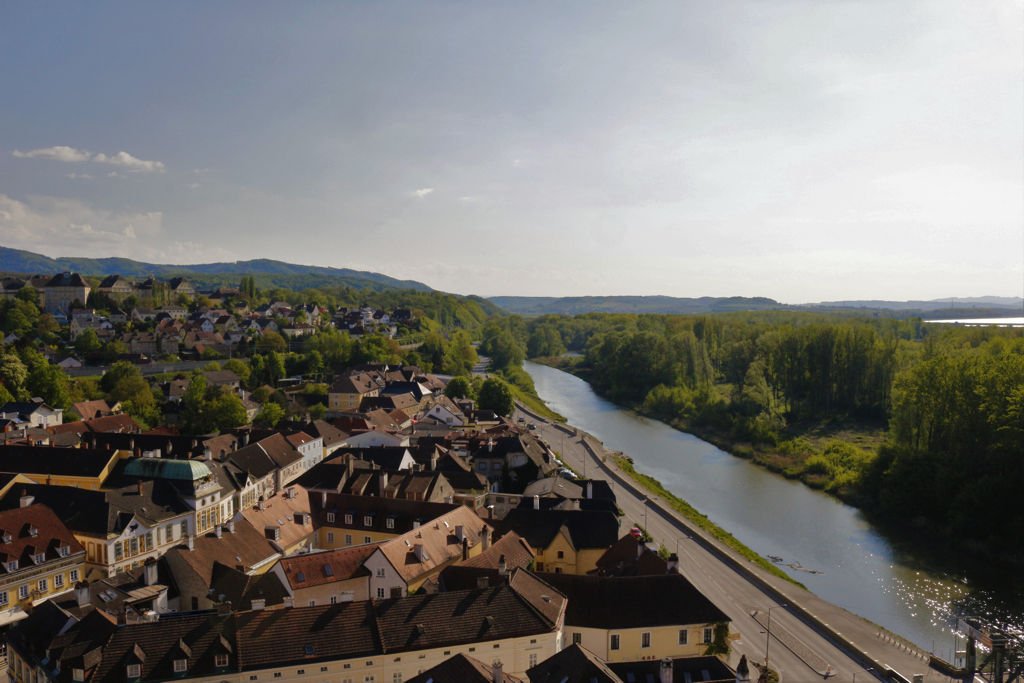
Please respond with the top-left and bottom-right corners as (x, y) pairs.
(491, 311), (1024, 565)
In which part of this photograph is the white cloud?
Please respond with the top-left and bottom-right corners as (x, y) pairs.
(0, 194), (163, 256)
(11, 146), (165, 172)
(92, 151), (165, 173)
(65, 172), (93, 180)
(411, 187), (434, 199)
(12, 146), (91, 162)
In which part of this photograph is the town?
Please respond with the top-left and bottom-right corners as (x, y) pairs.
(0, 272), (748, 683)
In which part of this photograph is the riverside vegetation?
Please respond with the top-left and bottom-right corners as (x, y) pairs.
(488, 312), (1024, 567)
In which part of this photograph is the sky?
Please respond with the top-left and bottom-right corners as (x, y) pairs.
(1, 1), (1022, 303)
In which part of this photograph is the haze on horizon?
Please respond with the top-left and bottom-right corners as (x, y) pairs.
(1, 1), (1021, 304)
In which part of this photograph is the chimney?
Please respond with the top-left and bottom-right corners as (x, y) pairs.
(532, 495), (540, 510)
(586, 481), (593, 499)
(497, 554), (507, 576)
(186, 534), (195, 551)
(455, 525), (465, 542)
(19, 493), (34, 508)
(217, 601), (232, 616)
(282, 596), (294, 609)
(75, 581), (90, 607)
(667, 553), (679, 574)
(250, 598), (266, 611)
(379, 471), (388, 491)
(660, 658), (673, 683)
(143, 558), (158, 586)
(491, 660), (504, 683)
(481, 526), (491, 550)
(136, 481), (144, 496)
(215, 525), (223, 539)
(462, 537), (469, 561)
(225, 518), (235, 534)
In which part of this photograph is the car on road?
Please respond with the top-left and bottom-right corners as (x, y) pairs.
(527, 423), (537, 430)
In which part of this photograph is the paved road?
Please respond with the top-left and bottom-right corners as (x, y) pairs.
(515, 406), (955, 683)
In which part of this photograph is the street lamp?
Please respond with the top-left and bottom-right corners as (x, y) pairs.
(642, 497), (649, 533)
(765, 604), (786, 668)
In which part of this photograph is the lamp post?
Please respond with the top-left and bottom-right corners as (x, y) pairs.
(765, 604), (786, 668)
(642, 497), (649, 534)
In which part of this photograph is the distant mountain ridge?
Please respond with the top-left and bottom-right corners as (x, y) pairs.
(0, 246), (432, 292)
(491, 294), (1024, 317)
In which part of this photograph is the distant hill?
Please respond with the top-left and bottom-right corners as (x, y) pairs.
(489, 295), (785, 315)
(490, 294), (1024, 318)
(0, 246), (432, 293)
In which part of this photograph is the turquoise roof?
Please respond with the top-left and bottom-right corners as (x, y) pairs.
(124, 457), (212, 481)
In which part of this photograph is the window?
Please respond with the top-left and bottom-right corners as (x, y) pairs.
(130, 537), (139, 556)
(703, 627), (713, 644)
(679, 629), (688, 645)
(363, 515), (373, 527)
(308, 600), (315, 607)
(37, 578), (48, 593)
(528, 654), (538, 668)
(556, 550), (564, 559)
(326, 512), (336, 523)
(393, 674), (402, 683)
(320, 667), (328, 673)
(126, 664), (142, 679)
(610, 634), (620, 650)
(54, 574), (64, 588)
(114, 543), (124, 561)
(364, 536), (371, 544)
(215, 654), (229, 668)
(377, 587), (385, 599)
(535, 562), (544, 571)
(572, 632), (582, 645)
(174, 659), (188, 673)
(73, 669), (85, 682)
(344, 513), (353, 525)
(33, 553), (45, 564)
(375, 567), (385, 577)
(0, 591), (7, 606)
(6, 560), (16, 572)
(641, 631), (651, 648)
(326, 532), (335, 544)
(274, 674), (282, 679)
(345, 534), (353, 546)
(297, 669), (305, 675)
(181, 520), (188, 539)
(386, 518), (395, 529)
(19, 585), (28, 600)
(70, 569), (79, 583)
(330, 596), (337, 604)
(250, 676), (258, 680)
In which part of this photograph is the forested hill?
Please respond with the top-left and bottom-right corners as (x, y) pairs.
(490, 295), (783, 315)
(0, 246), (432, 293)
(491, 294), (1024, 317)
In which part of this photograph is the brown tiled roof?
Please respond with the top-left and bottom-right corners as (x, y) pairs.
(377, 505), (491, 583)
(255, 432), (302, 468)
(0, 503), (84, 567)
(309, 492), (458, 537)
(240, 486), (313, 552)
(329, 372), (379, 396)
(593, 533), (669, 577)
(164, 520), (277, 587)
(276, 544), (377, 590)
(460, 531), (534, 570)
(72, 400), (114, 420)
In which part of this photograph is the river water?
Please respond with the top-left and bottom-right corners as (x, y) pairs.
(524, 360), (1023, 659)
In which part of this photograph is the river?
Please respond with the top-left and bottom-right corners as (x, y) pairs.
(523, 360), (1023, 660)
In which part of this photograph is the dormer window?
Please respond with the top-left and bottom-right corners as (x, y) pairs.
(6, 560), (17, 572)
(126, 664), (142, 679)
(215, 654), (229, 668)
(33, 553), (46, 564)
(57, 545), (70, 557)
(28, 526), (38, 538)
(173, 659), (188, 674)
(325, 512), (335, 523)
(386, 517), (395, 530)
(1, 532), (11, 544)
(344, 513), (353, 525)
(363, 515), (373, 527)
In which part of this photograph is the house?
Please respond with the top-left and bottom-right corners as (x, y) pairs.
(495, 507), (620, 575)
(43, 272), (91, 314)
(0, 503), (85, 627)
(592, 532), (674, 577)
(270, 543), (378, 607)
(364, 504), (492, 595)
(438, 529), (534, 591)
(240, 485), (315, 556)
(8, 569), (566, 683)
(309, 493), (457, 550)
(0, 482), (194, 580)
(167, 277), (195, 298)
(525, 643), (622, 683)
(122, 457), (232, 538)
(0, 400), (64, 428)
(96, 275), (135, 301)
(161, 519), (279, 611)
(423, 395), (469, 427)
(537, 573), (731, 664)
(469, 434), (558, 490)
(328, 372), (382, 412)
(72, 400), (119, 420)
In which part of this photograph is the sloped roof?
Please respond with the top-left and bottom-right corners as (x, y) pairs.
(276, 543), (377, 590)
(377, 505), (491, 584)
(537, 573), (730, 629)
(527, 643), (622, 683)
(408, 653), (525, 683)
(497, 508), (619, 552)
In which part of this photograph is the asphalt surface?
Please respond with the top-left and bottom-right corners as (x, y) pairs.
(514, 406), (957, 683)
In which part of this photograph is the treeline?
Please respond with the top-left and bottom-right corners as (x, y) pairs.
(514, 311), (1024, 562)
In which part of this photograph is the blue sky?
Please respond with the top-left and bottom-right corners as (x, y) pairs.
(1, 1), (1021, 302)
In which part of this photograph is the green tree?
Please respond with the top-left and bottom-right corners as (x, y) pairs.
(224, 358), (252, 385)
(26, 363), (71, 410)
(257, 330), (287, 354)
(254, 402), (285, 428)
(478, 377), (514, 416)
(206, 390), (248, 432)
(74, 328), (102, 355)
(442, 330), (478, 375)
(444, 376), (475, 400)
(0, 352), (29, 400)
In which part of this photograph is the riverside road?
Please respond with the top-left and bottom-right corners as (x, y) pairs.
(513, 404), (958, 683)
